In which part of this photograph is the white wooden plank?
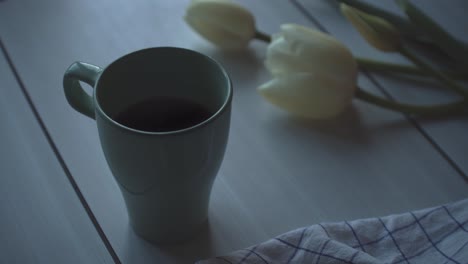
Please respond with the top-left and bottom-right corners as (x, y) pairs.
(0, 0), (467, 263)
(296, 0), (468, 176)
(0, 48), (113, 263)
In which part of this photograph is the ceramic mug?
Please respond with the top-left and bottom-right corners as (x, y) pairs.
(63, 47), (232, 243)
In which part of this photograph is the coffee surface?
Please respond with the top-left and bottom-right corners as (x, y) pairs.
(114, 96), (212, 132)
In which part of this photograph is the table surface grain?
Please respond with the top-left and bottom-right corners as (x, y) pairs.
(0, 0), (467, 263)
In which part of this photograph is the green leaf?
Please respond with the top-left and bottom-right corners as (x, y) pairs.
(396, 0), (468, 67)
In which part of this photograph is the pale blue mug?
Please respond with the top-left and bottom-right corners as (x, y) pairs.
(63, 47), (232, 243)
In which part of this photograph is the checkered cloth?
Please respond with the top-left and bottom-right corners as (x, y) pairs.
(198, 199), (468, 264)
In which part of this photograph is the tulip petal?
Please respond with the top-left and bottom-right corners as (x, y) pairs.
(258, 72), (356, 119)
(185, 0), (255, 49)
(185, 16), (248, 49)
(265, 24), (357, 82)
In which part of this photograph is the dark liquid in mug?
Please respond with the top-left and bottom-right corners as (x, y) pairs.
(114, 97), (212, 132)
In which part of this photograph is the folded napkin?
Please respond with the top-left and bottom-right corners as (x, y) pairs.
(198, 199), (468, 264)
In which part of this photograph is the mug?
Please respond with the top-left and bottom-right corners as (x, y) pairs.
(63, 47), (232, 243)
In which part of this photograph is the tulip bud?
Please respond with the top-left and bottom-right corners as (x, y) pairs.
(340, 3), (401, 52)
(184, 0), (256, 49)
(258, 24), (358, 119)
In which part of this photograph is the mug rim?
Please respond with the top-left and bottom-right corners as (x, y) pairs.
(93, 47), (232, 136)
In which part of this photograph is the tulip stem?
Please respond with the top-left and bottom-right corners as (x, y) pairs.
(355, 87), (467, 115)
(356, 57), (468, 80)
(399, 45), (468, 99)
(255, 30), (272, 43)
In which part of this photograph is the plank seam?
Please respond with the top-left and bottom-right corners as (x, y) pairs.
(0, 38), (122, 264)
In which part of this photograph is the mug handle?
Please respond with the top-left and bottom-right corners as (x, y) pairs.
(63, 62), (103, 119)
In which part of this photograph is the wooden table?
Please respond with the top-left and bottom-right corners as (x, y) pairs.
(1, 0), (467, 263)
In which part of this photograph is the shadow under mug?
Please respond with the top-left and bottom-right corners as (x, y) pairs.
(63, 47), (232, 244)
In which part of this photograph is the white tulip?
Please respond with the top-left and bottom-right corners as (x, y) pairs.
(184, 0), (256, 49)
(340, 4), (401, 52)
(258, 24), (358, 119)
